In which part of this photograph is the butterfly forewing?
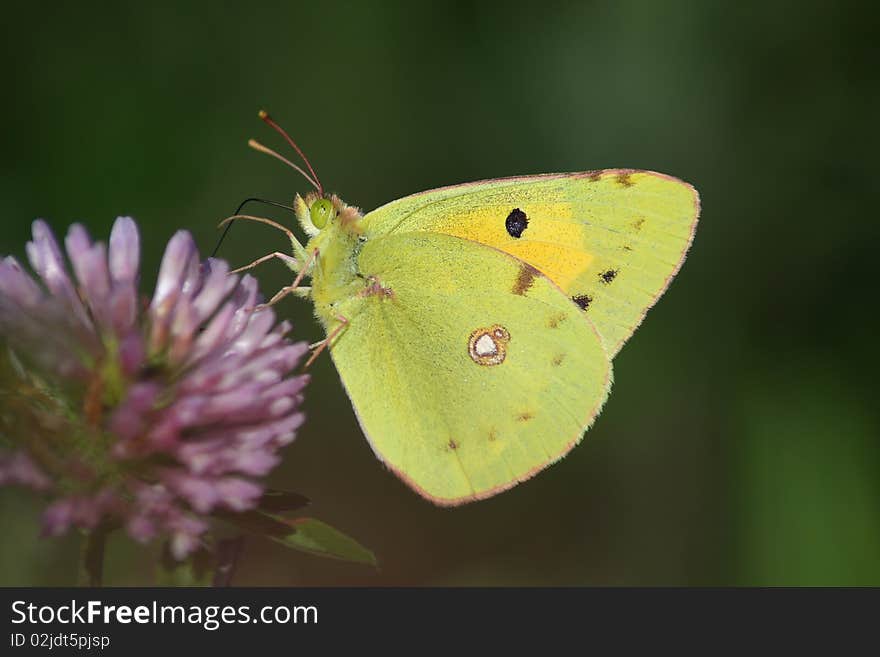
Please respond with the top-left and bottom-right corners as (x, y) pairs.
(362, 170), (699, 356)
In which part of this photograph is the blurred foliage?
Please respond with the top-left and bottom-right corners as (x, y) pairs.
(1, 0), (877, 585)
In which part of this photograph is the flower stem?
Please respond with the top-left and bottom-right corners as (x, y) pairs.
(79, 525), (111, 587)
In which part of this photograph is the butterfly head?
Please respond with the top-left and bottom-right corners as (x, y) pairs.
(294, 192), (363, 237)
(309, 197), (337, 229)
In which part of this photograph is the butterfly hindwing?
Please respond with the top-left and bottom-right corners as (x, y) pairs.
(361, 170), (699, 356)
(328, 231), (611, 505)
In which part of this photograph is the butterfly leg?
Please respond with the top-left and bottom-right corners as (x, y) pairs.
(217, 214), (308, 262)
(305, 314), (349, 368)
(256, 248), (318, 310)
(230, 251), (300, 275)
(261, 285), (305, 308)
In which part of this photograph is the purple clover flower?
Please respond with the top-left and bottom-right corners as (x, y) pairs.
(0, 217), (308, 559)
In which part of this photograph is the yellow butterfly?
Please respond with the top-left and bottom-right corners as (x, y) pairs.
(222, 112), (700, 506)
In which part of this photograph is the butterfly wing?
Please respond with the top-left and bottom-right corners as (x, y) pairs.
(361, 170), (699, 357)
(329, 231), (611, 505)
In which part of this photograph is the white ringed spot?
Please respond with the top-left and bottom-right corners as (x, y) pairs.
(468, 325), (511, 366)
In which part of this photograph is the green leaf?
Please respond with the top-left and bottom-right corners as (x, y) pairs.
(279, 517), (377, 567)
(221, 511), (377, 567)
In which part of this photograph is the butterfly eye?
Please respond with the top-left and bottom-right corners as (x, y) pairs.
(310, 199), (336, 229)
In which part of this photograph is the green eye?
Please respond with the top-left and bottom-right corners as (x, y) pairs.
(310, 199), (336, 229)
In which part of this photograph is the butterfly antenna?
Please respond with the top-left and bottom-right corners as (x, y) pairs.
(211, 198), (297, 258)
(247, 139), (320, 192)
(258, 110), (324, 197)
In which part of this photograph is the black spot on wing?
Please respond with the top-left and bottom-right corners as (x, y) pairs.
(572, 294), (592, 310)
(505, 208), (528, 238)
(600, 269), (618, 284)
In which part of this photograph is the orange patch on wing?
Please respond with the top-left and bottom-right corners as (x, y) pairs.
(504, 240), (593, 291)
(431, 202), (592, 292)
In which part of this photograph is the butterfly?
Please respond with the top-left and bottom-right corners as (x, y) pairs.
(222, 111), (700, 506)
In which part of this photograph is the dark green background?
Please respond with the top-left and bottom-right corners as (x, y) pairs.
(1, 1), (877, 585)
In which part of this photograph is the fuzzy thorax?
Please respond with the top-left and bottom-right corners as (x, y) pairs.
(302, 194), (366, 328)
